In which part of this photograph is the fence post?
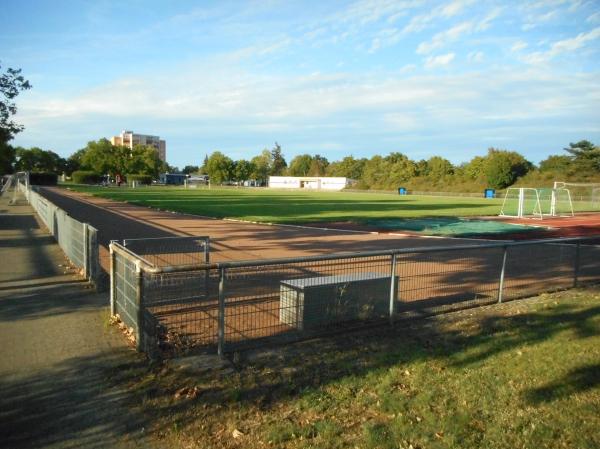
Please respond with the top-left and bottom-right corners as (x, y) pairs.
(109, 243), (116, 316)
(573, 241), (581, 288)
(497, 246), (508, 303)
(204, 238), (210, 298)
(389, 253), (397, 324)
(217, 266), (226, 357)
(82, 223), (89, 279)
(135, 261), (144, 351)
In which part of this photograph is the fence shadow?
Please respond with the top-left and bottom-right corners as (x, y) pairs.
(0, 350), (151, 449)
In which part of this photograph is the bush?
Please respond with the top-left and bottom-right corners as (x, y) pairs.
(72, 170), (102, 184)
(29, 172), (58, 186)
(126, 174), (153, 185)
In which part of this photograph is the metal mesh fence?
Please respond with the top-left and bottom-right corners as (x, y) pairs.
(26, 187), (100, 285)
(123, 236), (209, 268)
(113, 250), (139, 334)
(109, 236), (600, 356)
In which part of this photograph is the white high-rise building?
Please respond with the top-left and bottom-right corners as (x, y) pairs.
(110, 130), (166, 162)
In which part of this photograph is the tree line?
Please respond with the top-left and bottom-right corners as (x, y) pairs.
(195, 140), (599, 191)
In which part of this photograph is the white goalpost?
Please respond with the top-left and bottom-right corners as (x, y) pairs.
(500, 187), (544, 219)
(553, 182), (600, 214)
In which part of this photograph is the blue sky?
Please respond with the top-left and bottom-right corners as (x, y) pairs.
(2, 0), (599, 168)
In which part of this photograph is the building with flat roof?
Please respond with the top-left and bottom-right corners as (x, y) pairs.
(268, 176), (355, 191)
(110, 130), (166, 162)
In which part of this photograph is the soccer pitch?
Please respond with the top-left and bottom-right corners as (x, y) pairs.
(66, 185), (504, 223)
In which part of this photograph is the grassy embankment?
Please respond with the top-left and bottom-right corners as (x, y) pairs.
(111, 286), (600, 449)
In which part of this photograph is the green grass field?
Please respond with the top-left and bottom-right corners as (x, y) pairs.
(119, 287), (600, 449)
(66, 185), (505, 223)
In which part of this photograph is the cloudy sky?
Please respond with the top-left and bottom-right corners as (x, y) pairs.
(2, 0), (599, 168)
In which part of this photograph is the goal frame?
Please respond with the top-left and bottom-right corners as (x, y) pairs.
(499, 187), (543, 219)
(552, 181), (600, 216)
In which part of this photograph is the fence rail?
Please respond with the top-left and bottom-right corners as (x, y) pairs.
(21, 183), (102, 287)
(109, 235), (600, 357)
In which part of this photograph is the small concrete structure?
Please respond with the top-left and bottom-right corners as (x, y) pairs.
(279, 273), (393, 330)
(268, 176), (353, 191)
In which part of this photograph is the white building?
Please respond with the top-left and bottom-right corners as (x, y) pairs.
(110, 130), (166, 162)
(268, 176), (353, 191)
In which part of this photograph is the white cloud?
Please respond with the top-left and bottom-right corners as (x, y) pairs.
(383, 113), (420, 130)
(467, 51), (484, 63)
(587, 12), (600, 24)
(440, 0), (476, 18)
(551, 27), (600, 53)
(424, 52), (455, 68)
(416, 21), (473, 54)
(401, 0), (473, 35)
(522, 27), (600, 64)
(511, 41), (528, 52)
(476, 7), (503, 31)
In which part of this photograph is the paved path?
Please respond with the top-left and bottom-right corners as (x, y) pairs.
(0, 193), (155, 449)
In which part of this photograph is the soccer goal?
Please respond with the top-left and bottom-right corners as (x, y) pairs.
(500, 187), (544, 219)
(553, 182), (600, 213)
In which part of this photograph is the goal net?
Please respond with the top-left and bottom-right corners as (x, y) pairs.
(500, 187), (543, 219)
(553, 182), (600, 213)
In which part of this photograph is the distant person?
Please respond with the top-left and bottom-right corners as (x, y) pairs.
(116, 174), (122, 187)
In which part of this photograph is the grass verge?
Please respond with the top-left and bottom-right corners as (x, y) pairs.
(119, 286), (600, 449)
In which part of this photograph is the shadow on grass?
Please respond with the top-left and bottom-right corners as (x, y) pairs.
(523, 363), (600, 404)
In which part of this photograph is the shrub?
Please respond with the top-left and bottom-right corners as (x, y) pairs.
(72, 170), (102, 184)
(29, 172), (58, 186)
(126, 174), (153, 185)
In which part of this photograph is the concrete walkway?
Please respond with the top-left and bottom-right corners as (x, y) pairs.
(0, 193), (155, 449)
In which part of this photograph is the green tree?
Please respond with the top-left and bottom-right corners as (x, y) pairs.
(1, 63), (32, 140)
(539, 155), (572, 174)
(484, 148), (532, 189)
(288, 154), (313, 176)
(205, 151), (233, 184)
(270, 142), (287, 175)
(126, 145), (166, 177)
(308, 154), (329, 176)
(361, 155), (387, 189)
(326, 156), (366, 180)
(384, 152), (417, 188)
(64, 149), (86, 175)
(251, 149), (272, 184)
(564, 140), (600, 172)
(464, 156), (487, 181)
(424, 156), (454, 180)
(14, 147), (65, 173)
(233, 159), (255, 183)
(0, 139), (15, 174)
(80, 139), (126, 175)
(182, 165), (199, 175)
(1, 63), (32, 173)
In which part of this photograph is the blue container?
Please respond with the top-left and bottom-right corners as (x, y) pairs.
(484, 188), (495, 199)
(398, 187), (407, 195)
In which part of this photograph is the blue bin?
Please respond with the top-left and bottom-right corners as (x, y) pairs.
(398, 187), (407, 195)
(484, 188), (495, 199)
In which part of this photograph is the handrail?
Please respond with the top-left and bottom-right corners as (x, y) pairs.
(110, 235), (600, 274)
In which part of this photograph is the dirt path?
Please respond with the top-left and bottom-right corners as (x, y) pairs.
(0, 194), (157, 449)
(39, 187), (485, 271)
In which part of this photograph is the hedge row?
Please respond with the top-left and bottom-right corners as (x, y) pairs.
(71, 171), (154, 185)
(72, 171), (103, 184)
(29, 172), (58, 186)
